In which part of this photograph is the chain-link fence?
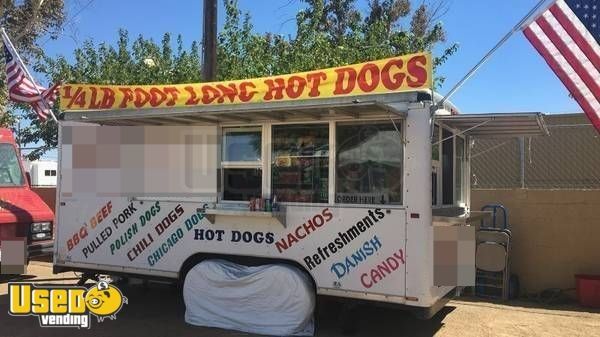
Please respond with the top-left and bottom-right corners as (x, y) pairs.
(471, 113), (600, 189)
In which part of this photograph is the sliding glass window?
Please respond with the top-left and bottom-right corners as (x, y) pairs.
(336, 121), (403, 205)
(271, 124), (329, 203)
(221, 127), (262, 201)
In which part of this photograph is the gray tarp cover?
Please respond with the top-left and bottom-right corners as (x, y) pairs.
(184, 259), (315, 336)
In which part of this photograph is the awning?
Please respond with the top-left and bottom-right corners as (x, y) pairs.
(436, 112), (549, 138)
(64, 94), (413, 126)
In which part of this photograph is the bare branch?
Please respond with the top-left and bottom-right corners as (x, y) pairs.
(15, 0), (45, 43)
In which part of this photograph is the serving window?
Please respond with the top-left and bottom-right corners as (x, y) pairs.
(271, 124), (329, 203)
(221, 127), (262, 201)
(219, 118), (407, 206)
(432, 124), (467, 207)
(335, 121), (403, 205)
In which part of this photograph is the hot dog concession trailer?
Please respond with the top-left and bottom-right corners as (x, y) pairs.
(52, 53), (548, 318)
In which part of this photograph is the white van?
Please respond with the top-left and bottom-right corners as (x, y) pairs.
(28, 160), (58, 186)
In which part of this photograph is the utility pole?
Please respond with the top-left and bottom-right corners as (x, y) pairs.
(202, 0), (218, 82)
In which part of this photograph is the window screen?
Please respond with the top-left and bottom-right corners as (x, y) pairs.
(336, 121), (403, 204)
(432, 125), (440, 206)
(271, 124), (329, 203)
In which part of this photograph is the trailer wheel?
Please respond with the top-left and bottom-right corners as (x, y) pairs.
(178, 253), (317, 292)
(183, 259), (317, 334)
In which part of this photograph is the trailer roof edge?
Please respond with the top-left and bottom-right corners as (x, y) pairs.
(61, 90), (453, 125)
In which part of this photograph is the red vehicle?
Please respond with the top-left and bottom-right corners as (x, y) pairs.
(0, 128), (54, 265)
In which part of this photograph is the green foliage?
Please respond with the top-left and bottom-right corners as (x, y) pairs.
(0, 0), (65, 60)
(42, 30), (203, 85)
(27, 0), (457, 159)
(22, 29), (202, 159)
(217, 0), (457, 82)
(0, 0), (65, 136)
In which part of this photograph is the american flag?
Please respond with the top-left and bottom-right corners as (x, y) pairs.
(2, 31), (58, 121)
(523, 0), (600, 132)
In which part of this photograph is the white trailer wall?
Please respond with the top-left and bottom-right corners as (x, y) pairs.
(58, 124), (218, 198)
(55, 121), (411, 304)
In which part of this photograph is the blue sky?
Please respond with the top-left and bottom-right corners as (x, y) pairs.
(28, 0), (579, 160)
(40, 0), (579, 115)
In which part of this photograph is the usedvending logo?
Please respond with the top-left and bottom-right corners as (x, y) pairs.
(8, 281), (128, 328)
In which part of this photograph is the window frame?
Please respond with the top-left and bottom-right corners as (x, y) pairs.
(334, 119), (404, 206)
(221, 126), (263, 168)
(219, 126), (264, 202)
(432, 124), (468, 208)
(454, 135), (467, 207)
(217, 117), (407, 208)
(269, 120), (331, 205)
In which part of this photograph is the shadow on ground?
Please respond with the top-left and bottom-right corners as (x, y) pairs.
(0, 281), (454, 337)
(0, 274), (37, 283)
(456, 295), (600, 316)
(1, 256), (54, 283)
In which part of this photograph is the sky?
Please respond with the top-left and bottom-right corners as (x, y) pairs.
(26, 0), (581, 159)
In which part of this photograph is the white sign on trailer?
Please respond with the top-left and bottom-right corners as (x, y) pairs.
(57, 195), (407, 297)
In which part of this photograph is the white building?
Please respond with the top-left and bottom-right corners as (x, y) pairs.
(27, 160), (58, 186)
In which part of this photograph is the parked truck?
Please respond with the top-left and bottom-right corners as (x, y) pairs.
(0, 128), (55, 268)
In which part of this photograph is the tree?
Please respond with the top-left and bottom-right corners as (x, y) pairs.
(218, 0), (456, 81)
(0, 0), (65, 126)
(22, 30), (202, 159)
(29, 0), (457, 159)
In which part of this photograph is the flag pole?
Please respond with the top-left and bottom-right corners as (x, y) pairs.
(1, 28), (58, 122)
(436, 0), (551, 109)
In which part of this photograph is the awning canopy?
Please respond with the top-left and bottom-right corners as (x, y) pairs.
(436, 112), (549, 138)
(62, 93), (417, 126)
